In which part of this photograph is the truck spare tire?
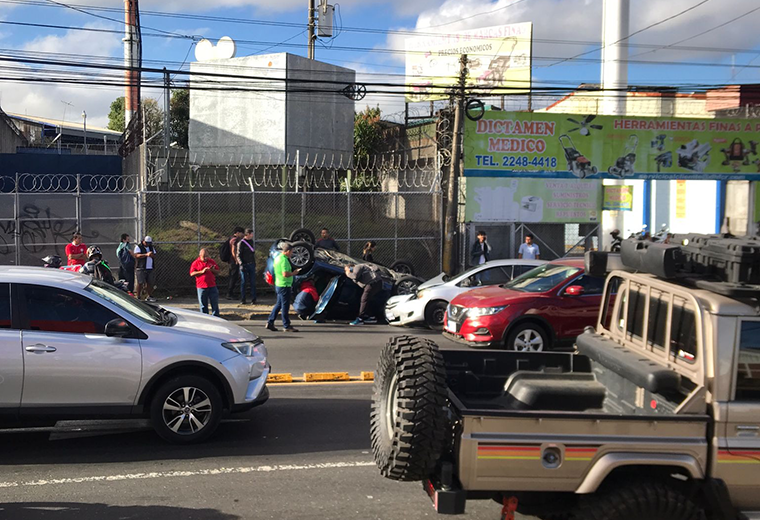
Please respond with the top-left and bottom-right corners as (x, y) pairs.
(370, 335), (448, 481)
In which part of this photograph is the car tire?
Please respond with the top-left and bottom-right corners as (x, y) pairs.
(370, 335), (448, 481)
(574, 479), (706, 520)
(390, 259), (415, 276)
(505, 322), (550, 352)
(424, 301), (448, 330)
(392, 276), (420, 296)
(289, 228), (315, 244)
(150, 375), (223, 444)
(289, 241), (315, 272)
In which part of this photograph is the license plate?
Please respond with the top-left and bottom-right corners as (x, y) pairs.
(445, 321), (457, 333)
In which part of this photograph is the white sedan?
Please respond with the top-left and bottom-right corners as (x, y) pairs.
(385, 259), (545, 329)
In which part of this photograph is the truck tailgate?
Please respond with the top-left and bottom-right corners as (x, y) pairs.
(457, 410), (709, 492)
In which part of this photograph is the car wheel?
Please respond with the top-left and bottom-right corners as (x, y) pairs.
(150, 375), (223, 444)
(390, 260), (415, 276)
(289, 241), (315, 272)
(505, 322), (549, 352)
(289, 228), (315, 244)
(392, 276), (420, 296)
(370, 335), (448, 481)
(424, 301), (448, 330)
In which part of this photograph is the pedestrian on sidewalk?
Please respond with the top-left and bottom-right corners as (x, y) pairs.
(134, 236), (157, 302)
(116, 233), (136, 293)
(223, 227), (244, 300)
(470, 230), (491, 266)
(266, 243), (301, 332)
(190, 248), (221, 317)
(361, 241), (376, 263)
(65, 232), (87, 267)
(518, 234), (540, 260)
(237, 228), (257, 305)
(315, 227), (340, 251)
(344, 263), (383, 326)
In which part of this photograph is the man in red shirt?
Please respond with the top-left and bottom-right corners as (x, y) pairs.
(65, 232), (87, 267)
(189, 248), (221, 317)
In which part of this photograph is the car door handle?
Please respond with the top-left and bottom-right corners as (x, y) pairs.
(25, 344), (57, 353)
(737, 425), (760, 432)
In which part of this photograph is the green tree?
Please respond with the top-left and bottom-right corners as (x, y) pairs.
(353, 105), (383, 162)
(107, 97), (125, 132)
(107, 96), (164, 139)
(170, 89), (189, 148)
(142, 98), (164, 140)
(344, 105), (384, 192)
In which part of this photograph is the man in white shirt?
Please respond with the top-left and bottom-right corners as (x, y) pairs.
(135, 236), (157, 302)
(518, 234), (540, 260)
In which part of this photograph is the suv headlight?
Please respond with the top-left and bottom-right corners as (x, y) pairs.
(222, 340), (266, 360)
(468, 306), (508, 317)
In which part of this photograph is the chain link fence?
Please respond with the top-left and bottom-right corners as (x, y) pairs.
(0, 174), (138, 268)
(142, 189), (443, 293)
(140, 148), (444, 293)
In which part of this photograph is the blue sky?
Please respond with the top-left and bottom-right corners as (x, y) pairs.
(0, 0), (758, 127)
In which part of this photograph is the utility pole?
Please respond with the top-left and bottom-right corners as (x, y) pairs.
(82, 111), (88, 155)
(442, 54), (468, 275)
(163, 68), (171, 151)
(123, 0), (140, 126)
(307, 0), (316, 59)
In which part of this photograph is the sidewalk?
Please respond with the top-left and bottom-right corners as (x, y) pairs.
(164, 294), (277, 320)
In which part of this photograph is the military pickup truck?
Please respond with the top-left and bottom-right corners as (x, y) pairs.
(371, 234), (760, 520)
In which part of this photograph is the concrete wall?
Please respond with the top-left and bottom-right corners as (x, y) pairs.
(0, 119), (24, 153)
(285, 54), (354, 164)
(189, 53), (354, 165)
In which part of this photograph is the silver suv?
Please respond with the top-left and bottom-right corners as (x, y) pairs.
(0, 267), (270, 443)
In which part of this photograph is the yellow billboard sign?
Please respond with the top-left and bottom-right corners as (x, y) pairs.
(405, 23), (532, 102)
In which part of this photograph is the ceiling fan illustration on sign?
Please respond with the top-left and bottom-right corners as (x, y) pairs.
(567, 114), (603, 136)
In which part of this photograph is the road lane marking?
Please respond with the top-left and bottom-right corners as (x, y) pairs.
(0, 461), (376, 489)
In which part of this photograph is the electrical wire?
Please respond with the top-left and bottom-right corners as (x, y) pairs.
(544, 0), (712, 69)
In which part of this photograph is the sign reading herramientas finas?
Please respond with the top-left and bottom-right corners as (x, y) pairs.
(464, 111), (760, 180)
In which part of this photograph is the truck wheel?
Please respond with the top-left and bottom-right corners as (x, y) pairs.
(370, 335), (448, 481)
(150, 375), (223, 444)
(505, 322), (549, 352)
(424, 301), (448, 330)
(576, 480), (706, 520)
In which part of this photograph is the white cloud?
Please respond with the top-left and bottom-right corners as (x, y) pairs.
(409, 0), (760, 70)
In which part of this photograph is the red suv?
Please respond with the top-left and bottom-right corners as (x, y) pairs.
(443, 259), (605, 351)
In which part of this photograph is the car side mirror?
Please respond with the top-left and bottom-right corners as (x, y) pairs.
(564, 285), (585, 296)
(105, 318), (132, 338)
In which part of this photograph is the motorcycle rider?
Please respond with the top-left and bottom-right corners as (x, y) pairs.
(80, 246), (116, 285)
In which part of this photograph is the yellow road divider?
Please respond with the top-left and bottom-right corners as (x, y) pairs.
(267, 373), (294, 383)
(304, 372), (350, 382)
(266, 372), (373, 384)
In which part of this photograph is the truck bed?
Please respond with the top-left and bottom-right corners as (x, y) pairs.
(440, 334), (710, 493)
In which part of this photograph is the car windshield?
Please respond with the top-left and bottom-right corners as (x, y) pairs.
(85, 279), (165, 325)
(504, 264), (582, 293)
(452, 264), (487, 282)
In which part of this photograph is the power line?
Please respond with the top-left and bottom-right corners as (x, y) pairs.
(545, 0), (711, 68)
(630, 4), (760, 59)
(423, 0), (530, 29)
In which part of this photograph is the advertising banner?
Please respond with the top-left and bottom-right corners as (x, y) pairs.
(465, 177), (600, 223)
(464, 111), (760, 180)
(405, 23), (532, 102)
(603, 185), (633, 211)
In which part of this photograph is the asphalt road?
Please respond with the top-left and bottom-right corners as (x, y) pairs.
(0, 322), (513, 520)
(248, 319), (459, 375)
